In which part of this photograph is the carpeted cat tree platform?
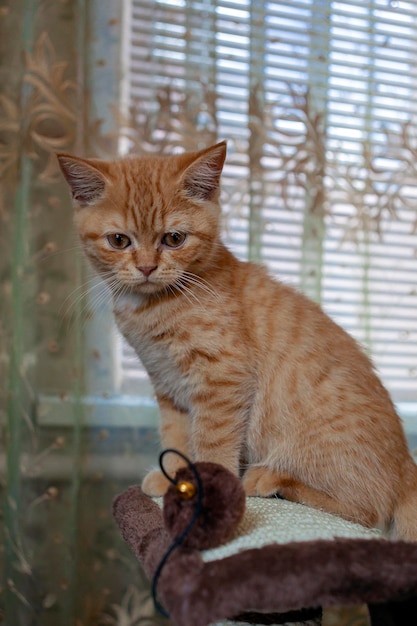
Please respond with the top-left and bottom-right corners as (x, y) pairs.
(112, 456), (417, 626)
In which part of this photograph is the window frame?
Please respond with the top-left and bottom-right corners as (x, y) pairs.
(37, 0), (417, 451)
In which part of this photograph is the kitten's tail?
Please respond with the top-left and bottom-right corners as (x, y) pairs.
(392, 467), (417, 542)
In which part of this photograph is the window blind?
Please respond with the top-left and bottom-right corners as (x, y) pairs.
(122, 0), (417, 406)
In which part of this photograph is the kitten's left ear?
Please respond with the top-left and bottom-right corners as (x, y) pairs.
(56, 153), (110, 206)
(180, 141), (227, 202)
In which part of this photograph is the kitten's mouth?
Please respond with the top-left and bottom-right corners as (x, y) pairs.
(112, 278), (162, 297)
(114, 275), (170, 296)
(135, 279), (164, 294)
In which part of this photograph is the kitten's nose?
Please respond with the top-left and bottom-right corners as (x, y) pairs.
(138, 265), (157, 278)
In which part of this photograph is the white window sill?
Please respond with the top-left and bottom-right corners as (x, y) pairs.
(37, 393), (158, 428)
(36, 395), (417, 444)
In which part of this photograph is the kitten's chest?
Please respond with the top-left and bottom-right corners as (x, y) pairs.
(132, 330), (188, 398)
(114, 297), (192, 408)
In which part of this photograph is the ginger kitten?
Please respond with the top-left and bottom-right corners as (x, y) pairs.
(58, 142), (417, 540)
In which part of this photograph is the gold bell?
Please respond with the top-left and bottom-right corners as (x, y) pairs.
(176, 480), (196, 500)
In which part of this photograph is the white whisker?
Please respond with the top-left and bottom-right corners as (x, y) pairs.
(59, 275), (107, 316)
(112, 282), (135, 309)
(33, 243), (84, 265)
(180, 271), (222, 304)
(58, 273), (117, 335)
(172, 280), (200, 308)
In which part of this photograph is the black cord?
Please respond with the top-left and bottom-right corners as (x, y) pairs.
(151, 449), (204, 618)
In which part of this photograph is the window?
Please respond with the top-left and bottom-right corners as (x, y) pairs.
(118, 0), (417, 442)
(4, 4), (416, 621)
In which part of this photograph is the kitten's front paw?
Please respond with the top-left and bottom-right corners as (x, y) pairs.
(242, 466), (283, 497)
(141, 469), (171, 497)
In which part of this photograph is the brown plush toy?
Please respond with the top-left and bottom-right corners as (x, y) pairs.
(163, 460), (246, 550)
(113, 451), (417, 626)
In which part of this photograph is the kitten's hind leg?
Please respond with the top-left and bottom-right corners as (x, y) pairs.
(242, 465), (377, 527)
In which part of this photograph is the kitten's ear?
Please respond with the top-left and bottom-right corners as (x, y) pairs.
(180, 141), (227, 202)
(56, 154), (109, 206)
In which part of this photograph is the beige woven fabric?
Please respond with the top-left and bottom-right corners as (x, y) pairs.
(202, 496), (382, 563)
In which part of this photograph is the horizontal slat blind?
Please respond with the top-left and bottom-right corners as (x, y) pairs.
(123, 0), (417, 403)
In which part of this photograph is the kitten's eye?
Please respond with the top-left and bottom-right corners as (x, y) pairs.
(107, 234), (131, 249)
(162, 232), (186, 248)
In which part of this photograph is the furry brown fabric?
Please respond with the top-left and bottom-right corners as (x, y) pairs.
(163, 462), (246, 549)
(113, 480), (417, 626)
(112, 485), (171, 579)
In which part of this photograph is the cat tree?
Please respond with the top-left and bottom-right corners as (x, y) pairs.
(113, 456), (417, 626)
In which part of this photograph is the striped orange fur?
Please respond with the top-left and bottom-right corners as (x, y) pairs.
(58, 142), (417, 540)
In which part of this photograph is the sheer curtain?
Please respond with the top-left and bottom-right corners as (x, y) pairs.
(1, 2), (163, 625)
(1, 1), (416, 625)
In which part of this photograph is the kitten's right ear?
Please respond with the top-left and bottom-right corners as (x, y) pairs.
(56, 154), (108, 206)
(180, 141), (227, 202)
